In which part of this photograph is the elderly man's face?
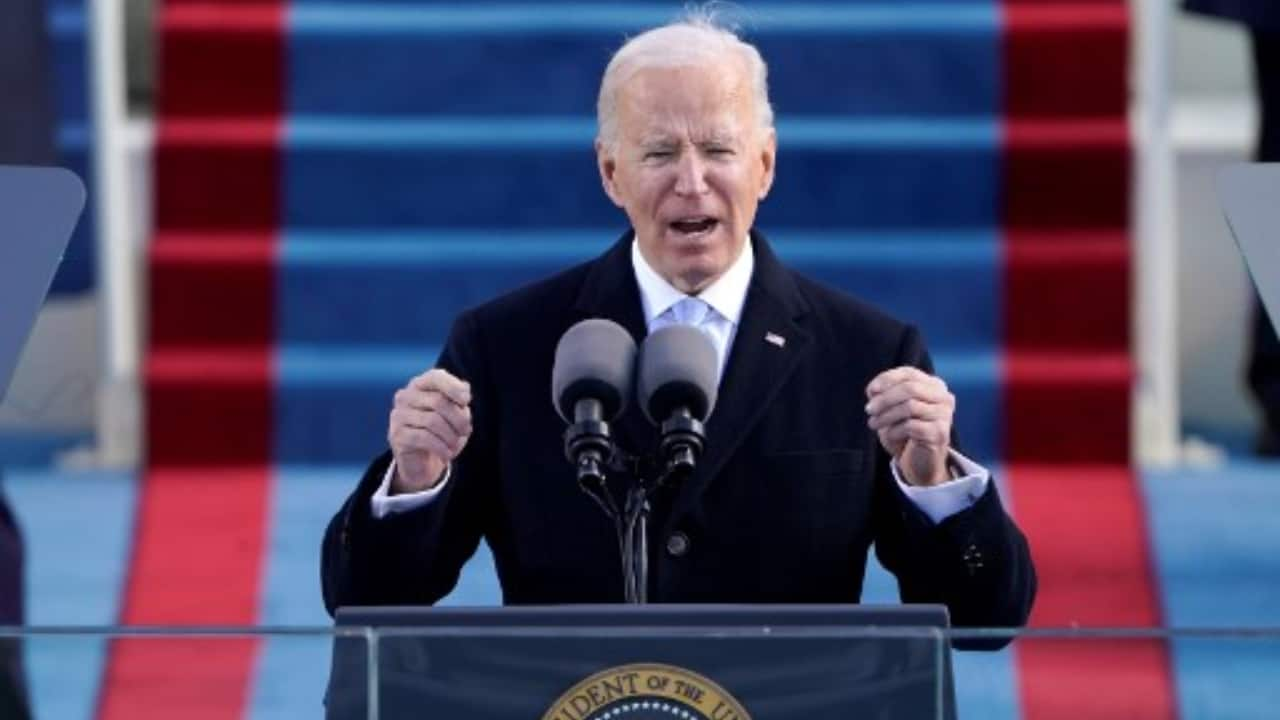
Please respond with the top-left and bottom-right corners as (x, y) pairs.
(597, 60), (776, 294)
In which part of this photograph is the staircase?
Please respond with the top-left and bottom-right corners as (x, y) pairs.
(119, 1), (1158, 718)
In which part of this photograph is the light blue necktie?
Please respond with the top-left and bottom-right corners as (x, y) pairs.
(656, 297), (729, 383)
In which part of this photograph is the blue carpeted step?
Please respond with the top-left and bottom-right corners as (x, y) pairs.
(272, 345), (1000, 464)
(5, 469), (138, 720)
(278, 116), (997, 229)
(285, 5), (996, 117)
(277, 231), (998, 350)
(51, 125), (96, 293)
(1141, 463), (1280, 719)
(49, 1), (88, 125)
(47, 0), (95, 294)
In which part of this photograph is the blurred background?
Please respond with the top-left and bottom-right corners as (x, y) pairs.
(3, 0), (1279, 718)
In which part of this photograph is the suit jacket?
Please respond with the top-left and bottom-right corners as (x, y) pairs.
(322, 231), (1036, 632)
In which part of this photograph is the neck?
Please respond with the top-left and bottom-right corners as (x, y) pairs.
(637, 242), (745, 296)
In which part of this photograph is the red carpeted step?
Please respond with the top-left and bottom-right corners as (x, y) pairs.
(146, 349), (274, 467)
(1003, 118), (1130, 230)
(1004, 352), (1131, 462)
(149, 234), (276, 347)
(1006, 464), (1176, 720)
(154, 3), (282, 230)
(153, 120), (280, 232)
(1000, 6), (1132, 456)
(1004, 231), (1129, 352)
(158, 2), (283, 118)
(148, 238), (276, 466)
(97, 467), (270, 720)
(1003, 2), (1128, 119)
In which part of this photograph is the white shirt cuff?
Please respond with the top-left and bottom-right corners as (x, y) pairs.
(891, 449), (990, 524)
(370, 460), (451, 519)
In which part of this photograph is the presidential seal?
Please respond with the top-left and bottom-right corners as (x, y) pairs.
(543, 663), (750, 720)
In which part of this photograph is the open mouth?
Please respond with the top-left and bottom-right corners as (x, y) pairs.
(669, 216), (719, 236)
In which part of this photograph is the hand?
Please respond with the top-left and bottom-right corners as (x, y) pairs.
(865, 366), (955, 486)
(388, 368), (473, 493)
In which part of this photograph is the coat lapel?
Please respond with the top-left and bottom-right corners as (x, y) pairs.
(571, 231), (814, 522)
(664, 232), (812, 530)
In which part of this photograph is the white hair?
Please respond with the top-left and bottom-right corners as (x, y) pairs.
(596, 6), (774, 150)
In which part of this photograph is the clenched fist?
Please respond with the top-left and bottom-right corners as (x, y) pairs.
(865, 366), (955, 486)
(388, 368), (473, 493)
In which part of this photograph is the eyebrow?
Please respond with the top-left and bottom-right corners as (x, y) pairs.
(640, 137), (677, 148)
(639, 131), (738, 148)
(700, 134), (737, 147)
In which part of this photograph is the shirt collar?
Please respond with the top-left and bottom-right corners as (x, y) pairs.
(631, 236), (754, 327)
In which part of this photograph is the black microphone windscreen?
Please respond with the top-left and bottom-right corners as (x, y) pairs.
(637, 324), (718, 425)
(551, 318), (637, 422)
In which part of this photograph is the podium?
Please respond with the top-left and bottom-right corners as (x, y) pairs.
(326, 605), (957, 719)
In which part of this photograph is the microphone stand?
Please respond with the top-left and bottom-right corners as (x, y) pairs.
(566, 414), (703, 604)
(612, 463), (698, 604)
(621, 483), (651, 603)
(606, 450), (660, 605)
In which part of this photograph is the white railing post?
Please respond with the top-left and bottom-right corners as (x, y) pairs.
(1133, 0), (1180, 465)
(85, 0), (140, 468)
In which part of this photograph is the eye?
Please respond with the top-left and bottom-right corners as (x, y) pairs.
(706, 146), (734, 156)
(644, 151), (673, 160)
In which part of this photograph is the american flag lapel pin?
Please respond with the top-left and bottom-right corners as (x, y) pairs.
(764, 332), (786, 348)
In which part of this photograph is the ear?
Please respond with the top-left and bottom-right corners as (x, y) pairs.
(596, 139), (626, 209)
(757, 127), (777, 201)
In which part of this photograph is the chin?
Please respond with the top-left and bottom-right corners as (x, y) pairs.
(650, 234), (735, 289)
(670, 262), (724, 293)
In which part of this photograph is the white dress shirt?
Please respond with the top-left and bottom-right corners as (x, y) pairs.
(373, 239), (990, 524)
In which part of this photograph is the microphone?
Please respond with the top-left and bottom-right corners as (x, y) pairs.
(551, 319), (637, 488)
(636, 324), (719, 479)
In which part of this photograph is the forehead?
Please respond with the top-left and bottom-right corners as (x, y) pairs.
(615, 62), (753, 138)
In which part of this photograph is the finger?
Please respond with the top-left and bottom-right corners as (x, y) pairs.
(396, 387), (471, 416)
(867, 397), (949, 431)
(422, 401), (473, 439)
(390, 406), (467, 454)
(866, 382), (950, 417)
(391, 406), (432, 430)
(866, 366), (946, 399)
(879, 418), (951, 450)
(865, 378), (952, 415)
(410, 369), (472, 406)
(423, 406), (472, 448)
(391, 406), (473, 440)
(866, 366), (929, 397)
(390, 425), (455, 460)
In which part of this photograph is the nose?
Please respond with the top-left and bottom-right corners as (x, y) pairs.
(673, 151), (709, 197)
